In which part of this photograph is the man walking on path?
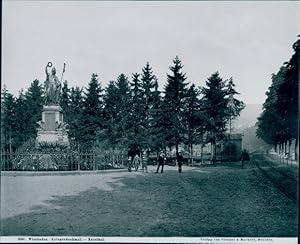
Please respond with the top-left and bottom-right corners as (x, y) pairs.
(177, 151), (184, 173)
(240, 149), (250, 169)
(141, 151), (148, 173)
(133, 154), (141, 171)
(127, 156), (133, 172)
(156, 152), (166, 173)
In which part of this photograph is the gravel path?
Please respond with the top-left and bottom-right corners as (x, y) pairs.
(1, 156), (298, 237)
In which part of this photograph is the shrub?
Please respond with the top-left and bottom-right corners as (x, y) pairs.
(222, 142), (240, 161)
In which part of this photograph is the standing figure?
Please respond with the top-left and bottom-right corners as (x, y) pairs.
(156, 152), (165, 173)
(141, 151), (148, 173)
(240, 149), (250, 169)
(133, 154), (141, 171)
(176, 151), (184, 173)
(127, 156), (133, 172)
(44, 62), (62, 105)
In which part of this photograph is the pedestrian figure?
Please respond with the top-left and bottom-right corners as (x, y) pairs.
(128, 156), (132, 172)
(141, 151), (148, 173)
(240, 149), (250, 169)
(177, 151), (184, 173)
(133, 154), (141, 171)
(156, 152), (165, 173)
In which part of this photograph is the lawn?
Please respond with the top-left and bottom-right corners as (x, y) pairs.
(1, 155), (298, 237)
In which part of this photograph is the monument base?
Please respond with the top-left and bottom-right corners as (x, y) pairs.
(36, 105), (69, 147)
(36, 130), (69, 146)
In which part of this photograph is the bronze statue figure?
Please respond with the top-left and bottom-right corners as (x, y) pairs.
(44, 62), (62, 105)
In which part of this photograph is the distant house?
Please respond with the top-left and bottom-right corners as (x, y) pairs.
(219, 133), (243, 161)
(185, 133), (243, 162)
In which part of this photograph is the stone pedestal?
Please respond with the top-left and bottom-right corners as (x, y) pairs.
(36, 105), (69, 146)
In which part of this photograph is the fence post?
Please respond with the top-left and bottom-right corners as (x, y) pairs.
(93, 149), (96, 171)
(78, 152), (80, 171)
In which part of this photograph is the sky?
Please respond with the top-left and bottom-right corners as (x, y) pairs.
(2, 1), (299, 104)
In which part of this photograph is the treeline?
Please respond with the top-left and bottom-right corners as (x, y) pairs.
(256, 37), (299, 161)
(2, 56), (245, 162)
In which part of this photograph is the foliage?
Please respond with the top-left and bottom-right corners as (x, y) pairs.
(78, 73), (103, 149)
(148, 79), (165, 152)
(201, 72), (244, 163)
(162, 56), (189, 153)
(222, 142), (239, 161)
(226, 77), (245, 119)
(68, 86), (84, 147)
(127, 72), (144, 150)
(60, 80), (70, 123)
(1, 87), (16, 151)
(257, 36), (298, 160)
(101, 73), (132, 149)
(24, 79), (44, 139)
(2, 55), (249, 167)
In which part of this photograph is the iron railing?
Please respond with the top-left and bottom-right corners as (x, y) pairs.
(0, 150), (128, 171)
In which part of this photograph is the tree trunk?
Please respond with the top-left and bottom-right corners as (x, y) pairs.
(211, 140), (216, 165)
(283, 142), (286, 164)
(210, 142), (213, 164)
(281, 143), (284, 163)
(295, 137), (298, 162)
(279, 143), (282, 163)
(213, 142), (217, 165)
(200, 143), (203, 164)
(9, 133), (12, 171)
(190, 143), (194, 166)
(288, 140), (292, 164)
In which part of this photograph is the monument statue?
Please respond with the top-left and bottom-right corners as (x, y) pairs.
(36, 62), (69, 147)
(44, 62), (62, 105)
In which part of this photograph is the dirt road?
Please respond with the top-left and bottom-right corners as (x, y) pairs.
(1, 155), (298, 237)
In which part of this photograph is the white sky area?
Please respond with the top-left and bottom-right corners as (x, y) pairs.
(2, 1), (299, 104)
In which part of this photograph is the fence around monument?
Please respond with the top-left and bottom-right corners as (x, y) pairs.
(0, 150), (128, 171)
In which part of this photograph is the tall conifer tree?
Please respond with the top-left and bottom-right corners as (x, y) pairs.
(60, 81), (70, 123)
(114, 73), (132, 148)
(25, 79), (44, 140)
(162, 56), (188, 154)
(68, 86), (84, 147)
(201, 72), (228, 164)
(78, 74), (103, 149)
(1, 87), (16, 152)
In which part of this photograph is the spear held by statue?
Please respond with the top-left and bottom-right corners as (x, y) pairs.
(61, 63), (66, 82)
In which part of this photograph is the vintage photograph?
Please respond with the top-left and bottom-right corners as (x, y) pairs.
(1, 1), (299, 243)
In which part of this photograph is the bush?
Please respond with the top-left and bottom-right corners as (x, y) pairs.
(222, 142), (240, 161)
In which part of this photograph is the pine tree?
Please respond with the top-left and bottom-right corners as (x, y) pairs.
(101, 81), (120, 148)
(225, 77), (245, 136)
(141, 62), (156, 109)
(60, 81), (70, 123)
(14, 90), (31, 149)
(184, 84), (205, 164)
(140, 62), (157, 149)
(25, 79), (44, 140)
(68, 86), (84, 148)
(148, 79), (164, 152)
(114, 73), (132, 148)
(1, 87), (16, 152)
(128, 73), (144, 151)
(162, 56), (189, 154)
(78, 74), (103, 149)
(201, 72), (228, 164)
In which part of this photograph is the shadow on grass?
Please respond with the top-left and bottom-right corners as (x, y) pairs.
(1, 170), (298, 237)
